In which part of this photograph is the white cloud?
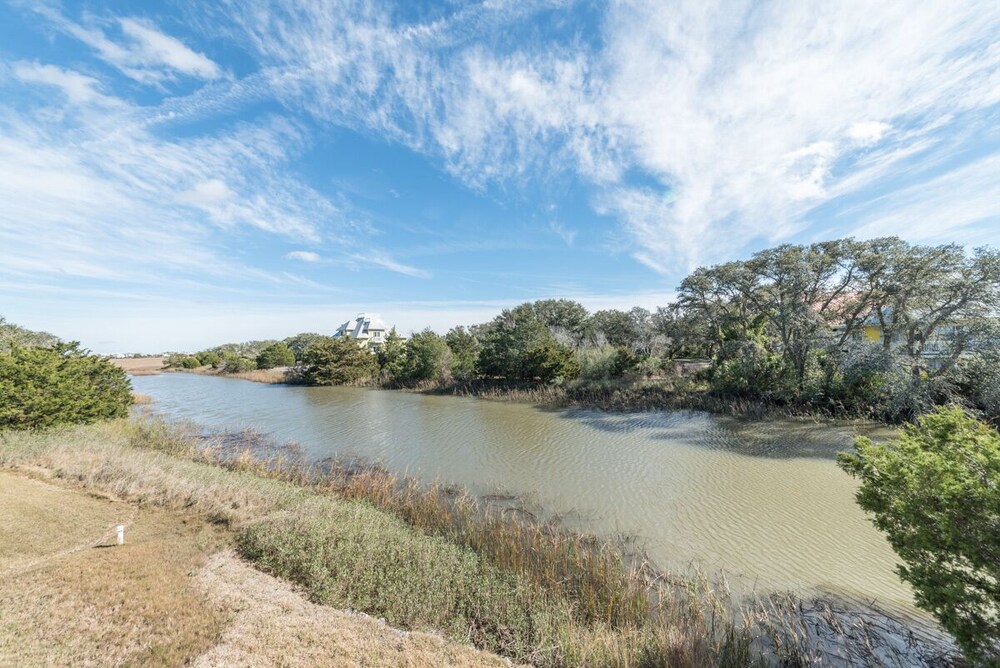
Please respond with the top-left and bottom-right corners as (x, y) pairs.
(355, 251), (432, 279)
(117, 18), (221, 80)
(214, 0), (999, 270)
(848, 121), (892, 145)
(30, 6), (220, 83)
(11, 61), (113, 105)
(179, 178), (233, 206)
(285, 250), (321, 262)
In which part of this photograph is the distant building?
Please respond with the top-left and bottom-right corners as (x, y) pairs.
(333, 313), (391, 351)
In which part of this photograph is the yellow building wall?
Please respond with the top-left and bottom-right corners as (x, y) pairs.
(862, 325), (881, 342)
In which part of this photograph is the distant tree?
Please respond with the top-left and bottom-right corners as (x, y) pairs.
(283, 333), (327, 361)
(377, 328), (406, 382)
(402, 329), (450, 383)
(0, 343), (132, 429)
(197, 350), (221, 367)
(180, 356), (202, 369)
(303, 338), (376, 385)
(524, 340), (580, 383)
(530, 299), (591, 344)
(221, 353), (257, 373)
(445, 326), (480, 381)
(588, 309), (637, 348)
(256, 342), (295, 369)
(0, 316), (60, 353)
(476, 303), (550, 380)
(838, 407), (1000, 664)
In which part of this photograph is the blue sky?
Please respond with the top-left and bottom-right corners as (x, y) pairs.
(2, 0), (998, 353)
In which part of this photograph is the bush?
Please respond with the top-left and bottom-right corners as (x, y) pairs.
(196, 350), (221, 367)
(401, 329), (450, 384)
(577, 346), (620, 381)
(445, 327), (479, 381)
(303, 337), (376, 385)
(180, 356), (202, 369)
(221, 354), (257, 373)
(710, 341), (792, 400)
(237, 501), (558, 662)
(838, 406), (1000, 664)
(0, 343), (132, 429)
(256, 343), (295, 369)
(525, 341), (580, 383)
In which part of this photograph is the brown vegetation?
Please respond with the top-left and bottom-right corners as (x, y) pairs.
(0, 468), (521, 667)
(110, 356), (166, 375)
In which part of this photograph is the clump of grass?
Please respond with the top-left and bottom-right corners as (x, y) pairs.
(237, 499), (567, 664)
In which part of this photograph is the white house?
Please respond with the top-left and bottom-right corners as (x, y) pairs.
(333, 313), (391, 351)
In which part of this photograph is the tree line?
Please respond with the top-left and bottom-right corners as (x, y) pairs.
(181, 236), (1000, 423)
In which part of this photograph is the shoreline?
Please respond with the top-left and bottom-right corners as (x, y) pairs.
(158, 366), (889, 426)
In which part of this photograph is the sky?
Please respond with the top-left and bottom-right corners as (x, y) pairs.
(2, 0), (999, 353)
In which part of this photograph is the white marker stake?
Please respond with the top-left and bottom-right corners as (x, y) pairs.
(116, 525), (125, 545)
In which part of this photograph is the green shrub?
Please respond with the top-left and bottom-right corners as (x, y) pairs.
(710, 341), (792, 400)
(401, 329), (450, 384)
(196, 350), (221, 367)
(180, 356), (202, 369)
(303, 337), (376, 385)
(838, 406), (1000, 664)
(525, 341), (580, 383)
(256, 342), (295, 369)
(237, 500), (561, 662)
(221, 354), (257, 373)
(0, 343), (132, 429)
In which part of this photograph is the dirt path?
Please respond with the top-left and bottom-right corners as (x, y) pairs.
(0, 471), (515, 667)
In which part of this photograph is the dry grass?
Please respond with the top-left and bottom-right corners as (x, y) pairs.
(0, 469), (519, 668)
(110, 356), (165, 375)
(131, 392), (154, 405)
(195, 550), (519, 667)
(177, 366), (296, 384)
(0, 471), (226, 666)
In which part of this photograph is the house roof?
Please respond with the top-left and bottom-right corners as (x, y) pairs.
(336, 313), (389, 339)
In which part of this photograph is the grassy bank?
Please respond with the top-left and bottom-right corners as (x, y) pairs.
(0, 418), (960, 666)
(417, 377), (861, 422)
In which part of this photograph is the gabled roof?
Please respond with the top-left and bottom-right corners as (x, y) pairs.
(335, 313), (389, 339)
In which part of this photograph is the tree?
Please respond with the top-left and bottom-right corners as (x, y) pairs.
(377, 327), (406, 382)
(0, 343), (132, 429)
(283, 333), (327, 361)
(838, 407), (1000, 663)
(530, 299), (590, 344)
(303, 338), (376, 385)
(402, 329), (450, 383)
(0, 316), (60, 353)
(197, 350), (221, 367)
(445, 326), (480, 381)
(588, 309), (637, 348)
(524, 340), (580, 383)
(222, 354), (257, 373)
(476, 303), (551, 380)
(256, 342), (296, 369)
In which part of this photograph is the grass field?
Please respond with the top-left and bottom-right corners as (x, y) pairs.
(109, 356), (166, 375)
(0, 461), (520, 666)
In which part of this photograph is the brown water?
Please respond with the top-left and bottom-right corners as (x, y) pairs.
(133, 373), (917, 615)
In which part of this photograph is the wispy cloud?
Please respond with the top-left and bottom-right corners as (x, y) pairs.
(354, 251), (432, 279)
(285, 250), (322, 262)
(28, 5), (221, 83)
(216, 0), (999, 268)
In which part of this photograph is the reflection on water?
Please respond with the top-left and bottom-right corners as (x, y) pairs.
(133, 373), (917, 615)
